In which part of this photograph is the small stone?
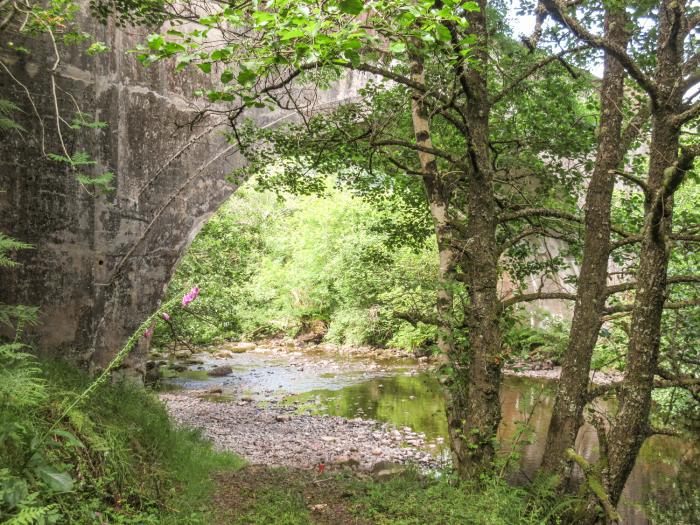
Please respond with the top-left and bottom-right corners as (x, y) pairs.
(276, 414), (291, 422)
(371, 448), (383, 456)
(207, 365), (233, 377)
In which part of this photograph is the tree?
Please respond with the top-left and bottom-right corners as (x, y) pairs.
(536, 0), (700, 517)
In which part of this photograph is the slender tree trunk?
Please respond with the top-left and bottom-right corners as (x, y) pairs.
(408, 54), (458, 360)
(606, 122), (681, 505)
(542, 8), (629, 475)
(603, 0), (688, 507)
(409, 54), (477, 475)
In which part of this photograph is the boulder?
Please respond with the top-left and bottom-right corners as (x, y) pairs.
(207, 365), (233, 377)
(333, 456), (360, 469)
(144, 366), (161, 384)
(231, 342), (256, 353)
(174, 349), (192, 359)
(371, 461), (407, 481)
(213, 350), (235, 359)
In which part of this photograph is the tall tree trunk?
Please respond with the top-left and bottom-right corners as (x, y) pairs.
(604, 0), (688, 507)
(449, 0), (503, 477)
(542, 8), (629, 475)
(408, 53), (467, 471)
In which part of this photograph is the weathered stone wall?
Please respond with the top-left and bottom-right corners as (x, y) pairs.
(0, 13), (364, 374)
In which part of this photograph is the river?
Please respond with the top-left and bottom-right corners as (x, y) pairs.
(161, 344), (696, 524)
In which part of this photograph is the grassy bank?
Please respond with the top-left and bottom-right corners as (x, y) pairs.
(212, 466), (568, 525)
(0, 359), (244, 524)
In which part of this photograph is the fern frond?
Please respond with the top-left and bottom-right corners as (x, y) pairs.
(0, 99), (22, 116)
(3, 504), (58, 525)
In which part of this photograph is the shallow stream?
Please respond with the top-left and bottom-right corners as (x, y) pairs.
(163, 346), (695, 524)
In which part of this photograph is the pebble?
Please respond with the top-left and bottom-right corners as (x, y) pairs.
(161, 391), (446, 471)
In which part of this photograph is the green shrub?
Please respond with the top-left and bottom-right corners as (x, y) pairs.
(159, 180), (443, 351)
(0, 360), (244, 524)
(351, 470), (569, 525)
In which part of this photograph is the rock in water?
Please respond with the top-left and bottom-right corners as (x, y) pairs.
(207, 365), (233, 377)
(232, 342), (256, 353)
(174, 349), (192, 359)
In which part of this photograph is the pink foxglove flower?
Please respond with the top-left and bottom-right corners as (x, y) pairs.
(181, 286), (200, 308)
(162, 312), (170, 321)
(143, 327), (154, 339)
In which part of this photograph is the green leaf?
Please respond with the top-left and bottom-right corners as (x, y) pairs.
(147, 34), (164, 51)
(86, 42), (108, 56)
(389, 42), (406, 53)
(50, 429), (85, 448)
(36, 466), (74, 492)
(221, 69), (234, 84)
(75, 172), (115, 192)
(197, 62), (212, 74)
(436, 24), (452, 42)
(280, 29), (305, 41)
(237, 68), (257, 85)
(252, 11), (275, 25)
(338, 0), (363, 15)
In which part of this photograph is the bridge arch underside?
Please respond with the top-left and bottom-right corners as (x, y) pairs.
(0, 24), (248, 374)
(1, 17), (367, 376)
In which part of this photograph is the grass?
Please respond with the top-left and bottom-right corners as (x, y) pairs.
(0, 359), (245, 524)
(209, 465), (571, 525)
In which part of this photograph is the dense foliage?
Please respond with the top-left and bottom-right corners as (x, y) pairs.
(157, 181), (444, 352)
(0, 360), (243, 524)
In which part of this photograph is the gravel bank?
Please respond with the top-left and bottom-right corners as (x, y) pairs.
(161, 391), (448, 471)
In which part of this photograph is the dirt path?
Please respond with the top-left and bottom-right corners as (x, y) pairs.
(212, 466), (370, 525)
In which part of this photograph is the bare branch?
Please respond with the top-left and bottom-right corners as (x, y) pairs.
(671, 101), (700, 127)
(490, 45), (589, 104)
(499, 207), (632, 238)
(371, 139), (467, 168)
(613, 169), (649, 194)
(501, 291), (577, 308)
(605, 275), (700, 297)
(604, 297), (700, 314)
(541, 0), (659, 104)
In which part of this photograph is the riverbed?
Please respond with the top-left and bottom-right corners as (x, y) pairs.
(157, 342), (694, 525)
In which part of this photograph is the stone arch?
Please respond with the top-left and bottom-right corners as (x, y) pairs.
(0, 15), (366, 373)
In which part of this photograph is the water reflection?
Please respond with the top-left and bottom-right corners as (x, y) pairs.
(289, 373), (692, 525)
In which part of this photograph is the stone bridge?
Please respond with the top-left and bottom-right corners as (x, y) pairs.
(0, 16), (366, 374)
